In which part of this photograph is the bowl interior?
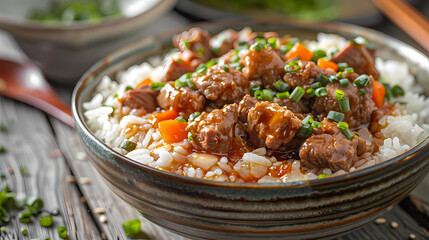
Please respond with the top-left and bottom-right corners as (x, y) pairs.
(73, 20), (429, 187)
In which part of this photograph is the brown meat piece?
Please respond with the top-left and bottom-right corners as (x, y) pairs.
(121, 86), (158, 113)
(312, 72), (376, 128)
(173, 27), (213, 63)
(192, 65), (249, 107)
(238, 94), (258, 122)
(247, 102), (302, 150)
(283, 60), (336, 89)
(162, 57), (197, 82)
(186, 104), (239, 154)
(156, 82), (205, 118)
(331, 42), (380, 79)
(273, 97), (311, 114)
(210, 29), (238, 57)
(240, 48), (285, 88)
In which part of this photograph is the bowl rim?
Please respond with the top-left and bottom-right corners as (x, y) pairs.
(72, 19), (429, 189)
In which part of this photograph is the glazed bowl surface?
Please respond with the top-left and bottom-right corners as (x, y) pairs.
(72, 20), (429, 239)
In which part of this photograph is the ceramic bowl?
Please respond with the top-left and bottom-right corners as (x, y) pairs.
(72, 20), (429, 239)
(0, 0), (175, 83)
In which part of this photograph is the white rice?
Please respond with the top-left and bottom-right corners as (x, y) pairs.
(83, 33), (429, 183)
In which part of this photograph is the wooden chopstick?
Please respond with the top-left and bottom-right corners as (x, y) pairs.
(372, 0), (429, 53)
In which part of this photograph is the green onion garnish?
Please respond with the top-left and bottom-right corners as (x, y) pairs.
(1, 227), (5, 233)
(339, 78), (349, 87)
(149, 82), (166, 91)
(327, 111), (345, 122)
(337, 121), (349, 130)
(113, 94), (118, 98)
(290, 86), (305, 103)
(188, 112), (201, 121)
(230, 54), (240, 63)
(206, 58), (218, 67)
(237, 44), (250, 52)
(353, 131), (361, 137)
(311, 49), (326, 62)
(40, 211), (53, 227)
(175, 73), (195, 90)
(302, 115), (314, 125)
(358, 89), (366, 95)
(306, 88), (315, 97)
(392, 85), (405, 97)
(337, 62), (349, 71)
(250, 85), (261, 95)
(335, 89), (345, 99)
(182, 39), (190, 49)
(21, 227), (28, 236)
(58, 226), (68, 239)
(197, 47), (205, 56)
(125, 86), (133, 91)
(195, 64), (207, 74)
(0, 146), (6, 153)
(297, 125), (313, 138)
(174, 116), (186, 122)
(285, 61), (300, 72)
(341, 128), (354, 140)
(284, 37), (300, 53)
(176, 59), (182, 64)
(337, 71), (343, 79)
(318, 174), (330, 179)
(344, 67), (354, 74)
(222, 65), (229, 72)
(0, 124), (7, 132)
(317, 74), (330, 86)
(279, 45), (288, 54)
(18, 210), (32, 223)
(329, 75), (338, 83)
(122, 219), (142, 237)
(251, 42), (266, 52)
(353, 74), (370, 88)
(338, 98), (350, 112)
(274, 80), (290, 92)
(174, 79), (185, 89)
(230, 62), (243, 71)
(268, 37), (277, 48)
(309, 82), (322, 89)
(120, 140), (137, 152)
(329, 48), (339, 56)
(315, 87), (327, 97)
(254, 90), (263, 100)
(26, 196), (44, 214)
(188, 132), (194, 141)
(261, 89), (274, 102)
(276, 91), (290, 99)
(312, 121), (322, 128)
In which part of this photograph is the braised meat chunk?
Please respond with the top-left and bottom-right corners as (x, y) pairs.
(162, 57), (197, 82)
(187, 104), (239, 154)
(238, 94), (258, 122)
(121, 86), (158, 113)
(246, 102), (302, 150)
(156, 82), (205, 118)
(331, 42), (379, 79)
(192, 65), (249, 107)
(173, 27), (213, 63)
(210, 29), (239, 57)
(283, 60), (336, 89)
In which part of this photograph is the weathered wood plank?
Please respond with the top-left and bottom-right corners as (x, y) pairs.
(0, 97), (100, 239)
(51, 118), (186, 240)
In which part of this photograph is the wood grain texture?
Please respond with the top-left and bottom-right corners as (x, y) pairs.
(0, 97), (100, 240)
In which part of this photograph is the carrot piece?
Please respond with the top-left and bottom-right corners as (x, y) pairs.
(158, 120), (188, 144)
(135, 78), (152, 89)
(285, 42), (314, 61)
(317, 59), (339, 72)
(372, 81), (386, 107)
(152, 109), (179, 122)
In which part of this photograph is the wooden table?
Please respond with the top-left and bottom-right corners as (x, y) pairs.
(1, 7), (429, 240)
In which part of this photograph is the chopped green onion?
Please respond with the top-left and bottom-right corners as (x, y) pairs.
(338, 98), (350, 112)
(113, 94), (118, 99)
(237, 44), (250, 52)
(344, 67), (354, 74)
(339, 78), (349, 87)
(302, 116), (314, 125)
(284, 37), (300, 53)
(318, 174), (330, 179)
(188, 132), (194, 141)
(40, 212), (53, 227)
(195, 64), (207, 74)
(353, 74), (370, 88)
(125, 86), (133, 91)
(337, 62), (349, 71)
(312, 121), (322, 128)
(327, 111), (345, 122)
(329, 75), (338, 83)
(222, 65), (229, 72)
(309, 82), (322, 89)
(337, 71), (343, 79)
(122, 219), (141, 237)
(261, 89), (274, 102)
(120, 140), (137, 152)
(1, 227), (5, 233)
(306, 88), (315, 97)
(382, 82), (392, 101)
(26, 196), (44, 214)
(317, 74), (330, 86)
(280, 45), (288, 54)
(175, 59), (182, 64)
(18, 210), (32, 223)
(255, 37), (267, 45)
(250, 85), (261, 95)
(58, 226), (68, 239)
(335, 90), (345, 99)
(230, 62), (243, 71)
(251, 42), (266, 52)
(182, 39), (190, 49)
(297, 125), (313, 138)
(290, 86), (305, 103)
(188, 112), (201, 121)
(285, 61), (300, 72)
(311, 49), (326, 62)
(392, 85), (405, 97)
(276, 91), (290, 99)
(393, 101), (407, 105)
(254, 90), (263, 100)
(337, 121), (349, 130)
(274, 80), (290, 92)
(174, 79), (185, 89)
(341, 128), (354, 140)
(351, 36), (366, 45)
(174, 116), (186, 122)
(206, 58), (218, 67)
(230, 54), (240, 63)
(315, 87), (327, 97)
(358, 89), (366, 95)
(21, 227), (28, 236)
(353, 131), (361, 137)
(0, 146), (6, 153)
(20, 166), (28, 176)
(186, 80), (195, 89)
(197, 47), (205, 56)
(267, 37), (277, 48)
(0, 124), (7, 132)
(329, 48), (339, 56)
(149, 82), (166, 91)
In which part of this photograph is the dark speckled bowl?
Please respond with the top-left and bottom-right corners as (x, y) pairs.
(72, 21), (429, 239)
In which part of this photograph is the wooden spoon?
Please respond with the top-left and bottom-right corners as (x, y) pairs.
(0, 59), (74, 128)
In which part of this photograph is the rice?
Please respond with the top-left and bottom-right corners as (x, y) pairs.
(83, 32), (429, 183)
